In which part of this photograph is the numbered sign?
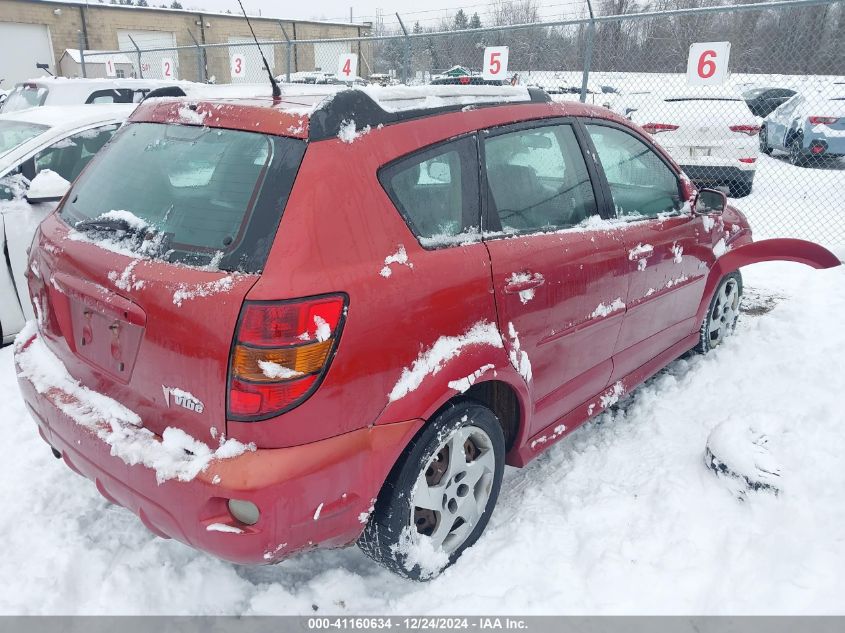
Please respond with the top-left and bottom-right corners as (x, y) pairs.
(161, 57), (175, 79)
(104, 57), (117, 78)
(337, 53), (358, 81)
(230, 53), (246, 79)
(482, 46), (509, 81)
(686, 42), (731, 86)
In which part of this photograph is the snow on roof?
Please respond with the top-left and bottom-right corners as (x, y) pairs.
(63, 49), (134, 65)
(0, 104), (136, 128)
(359, 84), (532, 113)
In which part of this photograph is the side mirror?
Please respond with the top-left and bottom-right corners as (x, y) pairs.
(694, 188), (727, 215)
(25, 169), (71, 204)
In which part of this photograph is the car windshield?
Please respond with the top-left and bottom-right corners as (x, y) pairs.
(1, 85), (49, 113)
(0, 120), (50, 157)
(59, 122), (306, 273)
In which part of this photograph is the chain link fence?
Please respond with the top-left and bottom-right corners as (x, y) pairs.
(79, 0), (845, 244)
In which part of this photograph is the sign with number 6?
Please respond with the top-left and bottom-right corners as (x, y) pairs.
(161, 57), (175, 79)
(337, 53), (358, 81)
(482, 46), (509, 81)
(686, 41), (731, 86)
(230, 53), (246, 79)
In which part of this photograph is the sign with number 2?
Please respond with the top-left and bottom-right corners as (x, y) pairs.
(686, 42), (731, 86)
(482, 46), (509, 81)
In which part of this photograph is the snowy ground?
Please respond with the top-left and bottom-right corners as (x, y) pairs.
(1, 257), (843, 614)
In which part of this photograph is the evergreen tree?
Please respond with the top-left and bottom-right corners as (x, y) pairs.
(453, 9), (469, 31)
(469, 12), (482, 29)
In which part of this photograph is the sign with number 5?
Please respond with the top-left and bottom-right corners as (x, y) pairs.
(686, 42), (731, 86)
(230, 53), (246, 79)
(482, 46), (509, 81)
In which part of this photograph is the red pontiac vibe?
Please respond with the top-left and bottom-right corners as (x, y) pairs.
(15, 85), (840, 579)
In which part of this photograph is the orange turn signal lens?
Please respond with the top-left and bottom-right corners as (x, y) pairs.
(231, 340), (332, 382)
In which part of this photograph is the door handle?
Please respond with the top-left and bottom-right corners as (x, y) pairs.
(504, 276), (545, 294)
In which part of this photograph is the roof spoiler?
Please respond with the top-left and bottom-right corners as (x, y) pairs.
(141, 86), (188, 101)
(308, 87), (551, 142)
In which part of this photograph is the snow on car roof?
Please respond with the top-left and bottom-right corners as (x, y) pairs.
(0, 103), (136, 129)
(63, 49), (134, 65)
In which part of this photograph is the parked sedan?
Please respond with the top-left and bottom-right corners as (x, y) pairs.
(628, 89), (760, 197)
(760, 91), (845, 166)
(0, 104), (134, 343)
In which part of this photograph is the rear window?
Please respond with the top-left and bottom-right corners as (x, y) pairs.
(2, 85), (48, 113)
(0, 120), (49, 157)
(59, 122), (306, 273)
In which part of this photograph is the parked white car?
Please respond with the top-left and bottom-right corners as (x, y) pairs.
(624, 89), (760, 197)
(0, 104), (134, 343)
(0, 77), (186, 114)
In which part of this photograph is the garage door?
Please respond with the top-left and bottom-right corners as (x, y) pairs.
(0, 22), (54, 85)
(313, 41), (350, 73)
(117, 29), (177, 79)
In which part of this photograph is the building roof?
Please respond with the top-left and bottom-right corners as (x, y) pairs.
(62, 49), (134, 65)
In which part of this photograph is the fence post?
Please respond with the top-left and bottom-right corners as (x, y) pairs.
(127, 35), (143, 79)
(187, 29), (206, 83)
(580, 0), (596, 104)
(279, 22), (292, 82)
(396, 13), (411, 84)
(78, 31), (87, 78)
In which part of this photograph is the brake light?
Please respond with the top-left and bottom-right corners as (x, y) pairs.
(808, 116), (838, 125)
(228, 294), (346, 420)
(729, 125), (760, 136)
(642, 123), (679, 135)
(738, 158), (756, 163)
(459, 76), (471, 85)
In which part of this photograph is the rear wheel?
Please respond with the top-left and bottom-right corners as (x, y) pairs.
(696, 272), (743, 353)
(789, 135), (807, 166)
(758, 126), (772, 155)
(358, 400), (505, 580)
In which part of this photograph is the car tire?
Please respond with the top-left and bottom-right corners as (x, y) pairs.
(730, 180), (753, 198)
(758, 126), (772, 155)
(695, 272), (743, 353)
(789, 135), (807, 167)
(358, 399), (505, 580)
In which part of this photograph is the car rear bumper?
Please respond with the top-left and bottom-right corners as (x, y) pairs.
(803, 134), (845, 156)
(16, 335), (421, 565)
(681, 164), (755, 186)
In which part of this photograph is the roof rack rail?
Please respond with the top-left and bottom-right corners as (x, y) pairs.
(308, 86), (551, 142)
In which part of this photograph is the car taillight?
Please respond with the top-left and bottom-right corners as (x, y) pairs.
(729, 124), (761, 136)
(738, 157), (756, 163)
(228, 294), (347, 420)
(642, 123), (679, 134)
(808, 116), (838, 125)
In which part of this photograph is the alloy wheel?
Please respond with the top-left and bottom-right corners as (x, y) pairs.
(707, 277), (741, 348)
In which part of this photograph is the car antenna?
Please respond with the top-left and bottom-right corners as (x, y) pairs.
(235, 0), (281, 99)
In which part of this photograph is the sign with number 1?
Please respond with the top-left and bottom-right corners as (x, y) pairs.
(686, 42), (731, 86)
(482, 46), (509, 81)
(104, 57), (117, 78)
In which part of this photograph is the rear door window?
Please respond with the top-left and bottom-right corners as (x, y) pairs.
(483, 124), (598, 234)
(586, 124), (681, 219)
(59, 122), (306, 273)
(30, 124), (120, 182)
(379, 135), (480, 247)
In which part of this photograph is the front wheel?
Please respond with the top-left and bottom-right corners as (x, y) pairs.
(696, 272), (743, 353)
(358, 400), (505, 580)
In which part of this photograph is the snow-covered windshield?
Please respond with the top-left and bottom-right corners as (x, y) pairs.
(0, 120), (49, 157)
(1, 85), (49, 113)
(59, 122), (306, 273)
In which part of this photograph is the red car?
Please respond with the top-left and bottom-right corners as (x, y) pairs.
(15, 86), (839, 580)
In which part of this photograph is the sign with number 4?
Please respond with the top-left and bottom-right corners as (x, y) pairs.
(337, 53), (358, 81)
(230, 53), (246, 79)
(686, 42), (731, 86)
(161, 57), (175, 79)
(482, 46), (509, 81)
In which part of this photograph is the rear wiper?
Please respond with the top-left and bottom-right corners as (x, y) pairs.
(74, 216), (152, 237)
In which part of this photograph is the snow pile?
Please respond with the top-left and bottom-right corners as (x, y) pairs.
(713, 238), (728, 258)
(448, 364), (496, 393)
(337, 119), (371, 144)
(389, 526), (450, 580)
(206, 523), (244, 534)
(177, 105), (207, 126)
(671, 242), (684, 264)
(96, 210), (152, 232)
(388, 321), (504, 402)
(379, 245), (412, 278)
(258, 361), (302, 380)
(530, 424), (567, 450)
(14, 324), (254, 484)
(507, 322), (532, 383)
(108, 260), (144, 292)
(25, 169), (69, 201)
(628, 243), (653, 260)
(705, 416), (783, 496)
(506, 272), (544, 305)
(172, 276), (235, 307)
(591, 298), (625, 318)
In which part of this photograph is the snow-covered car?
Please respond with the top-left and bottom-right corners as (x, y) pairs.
(0, 78), (184, 114)
(0, 104), (134, 343)
(760, 90), (845, 166)
(627, 89), (760, 197)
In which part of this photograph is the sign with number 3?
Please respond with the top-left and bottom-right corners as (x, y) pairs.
(686, 42), (731, 86)
(482, 46), (509, 81)
(230, 54), (246, 79)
